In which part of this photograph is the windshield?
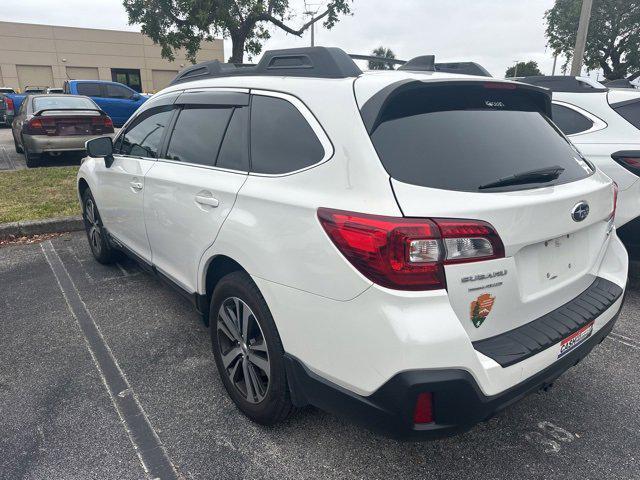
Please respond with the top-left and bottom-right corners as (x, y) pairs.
(33, 96), (97, 111)
(368, 84), (593, 192)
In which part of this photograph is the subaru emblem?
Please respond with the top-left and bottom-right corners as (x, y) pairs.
(571, 201), (589, 222)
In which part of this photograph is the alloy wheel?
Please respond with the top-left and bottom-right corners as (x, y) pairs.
(216, 297), (270, 404)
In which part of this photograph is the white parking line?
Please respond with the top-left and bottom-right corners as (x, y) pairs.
(41, 240), (179, 480)
(606, 333), (640, 350)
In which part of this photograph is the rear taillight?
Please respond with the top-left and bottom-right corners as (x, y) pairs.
(611, 151), (640, 176)
(413, 392), (434, 424)
(24, 117), (57, 135)
(91, 115), (114, 133)
(24, 118), (44, 135)
(5, 97), (14, 113)
(317, 208), (505, 291)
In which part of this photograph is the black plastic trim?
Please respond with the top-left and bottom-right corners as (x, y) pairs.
(473, 277), (623, 367)
(517, 75), (607, 93)
(285, 295), (624, 439)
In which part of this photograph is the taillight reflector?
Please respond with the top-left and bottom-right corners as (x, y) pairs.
(317, 208), (504, 291)
(610, 181), (618, 222)
(413, 392), (434, 424)
(5, 97), (14, 112)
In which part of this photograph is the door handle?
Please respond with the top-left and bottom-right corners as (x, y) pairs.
(130, 181), (143, 190)
(195, 194), (219, 207)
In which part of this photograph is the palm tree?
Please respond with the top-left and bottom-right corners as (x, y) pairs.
(369, 46), (396, 70)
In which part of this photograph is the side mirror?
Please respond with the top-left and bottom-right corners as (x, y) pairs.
(131, 93), (141, 101)
(86, 136), (114, 167)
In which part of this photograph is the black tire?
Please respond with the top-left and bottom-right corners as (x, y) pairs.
(82, 189), (118, 264)
(14, 136), (23, 154)
(22, 137), (41, 168)
(210, 271), (295, 425)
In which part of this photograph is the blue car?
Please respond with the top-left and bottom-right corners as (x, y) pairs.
(62, 80), (148, 127)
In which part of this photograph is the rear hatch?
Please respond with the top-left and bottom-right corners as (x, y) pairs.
(356, 77), (616, 341)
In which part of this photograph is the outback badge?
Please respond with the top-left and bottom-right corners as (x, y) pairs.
(470, 293), (495, 328)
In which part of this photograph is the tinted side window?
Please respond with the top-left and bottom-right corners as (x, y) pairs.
(117, 106), (173, 158)
(106, 84), (133, 99)
(551, 104), (594, 135)
(250, 96), (324, 174)
(216, 107), (249, 171)
(613, 101), (640, 130)
(76, 83), (102, 97)
(166, 107), (233, 166)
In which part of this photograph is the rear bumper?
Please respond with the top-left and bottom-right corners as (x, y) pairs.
(23, 133), (112, 153)
(285, 295), (624, 440)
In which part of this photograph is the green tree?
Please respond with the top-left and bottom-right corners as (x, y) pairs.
(505, 60), (543, 77)
(368, 46), (396, 70)
(123, 0), (353, 64)
(545, 0), (640, 80)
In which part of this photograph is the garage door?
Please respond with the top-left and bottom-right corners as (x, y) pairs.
(66, 66), (100, 80)
(16, 65), (54, 91)
(152, 70), (178, 92)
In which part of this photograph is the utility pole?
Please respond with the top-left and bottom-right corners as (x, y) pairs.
(512, 61), (519, 78)
(570, 0), (594, 76)
(304, 10), (315, 47)
(552, 54), (558, 75)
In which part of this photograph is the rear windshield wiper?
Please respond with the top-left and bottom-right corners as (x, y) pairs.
(478, 166), (565, 190)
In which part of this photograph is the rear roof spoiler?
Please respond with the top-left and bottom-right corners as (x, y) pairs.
(359, 79), (551, 134)
(34, 108), (104, 116)
(517, 75), (607, 93)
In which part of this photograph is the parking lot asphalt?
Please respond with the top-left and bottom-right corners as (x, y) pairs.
(1, 231), (639, 480)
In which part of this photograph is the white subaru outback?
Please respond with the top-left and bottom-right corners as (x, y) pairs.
(78, 47), (627, 439)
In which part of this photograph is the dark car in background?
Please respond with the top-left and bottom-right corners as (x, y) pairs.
(0, 94), (15, 126)
(11, 94), (114, 167)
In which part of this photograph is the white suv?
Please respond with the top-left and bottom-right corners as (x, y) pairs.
(78, 47), (627, 439)
(519, 76), (640, 255)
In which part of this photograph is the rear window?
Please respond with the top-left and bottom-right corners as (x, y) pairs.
(368, 84), (592, 192)
(33, 96), (96, 111)
(612, 100), (640, 130)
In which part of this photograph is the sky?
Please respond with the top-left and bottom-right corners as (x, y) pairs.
(1, 0), (572, 78)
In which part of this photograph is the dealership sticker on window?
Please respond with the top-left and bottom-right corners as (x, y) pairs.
(558, 322), (594, 358)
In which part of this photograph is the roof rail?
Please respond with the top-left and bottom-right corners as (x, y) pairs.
(517, 75), (607, 93)
(169, 47), (362, 86)
(349, 54), (406, 67)
(398, 55), (436, 72)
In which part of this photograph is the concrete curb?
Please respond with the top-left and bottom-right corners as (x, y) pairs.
(0, 215), (83, 239)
